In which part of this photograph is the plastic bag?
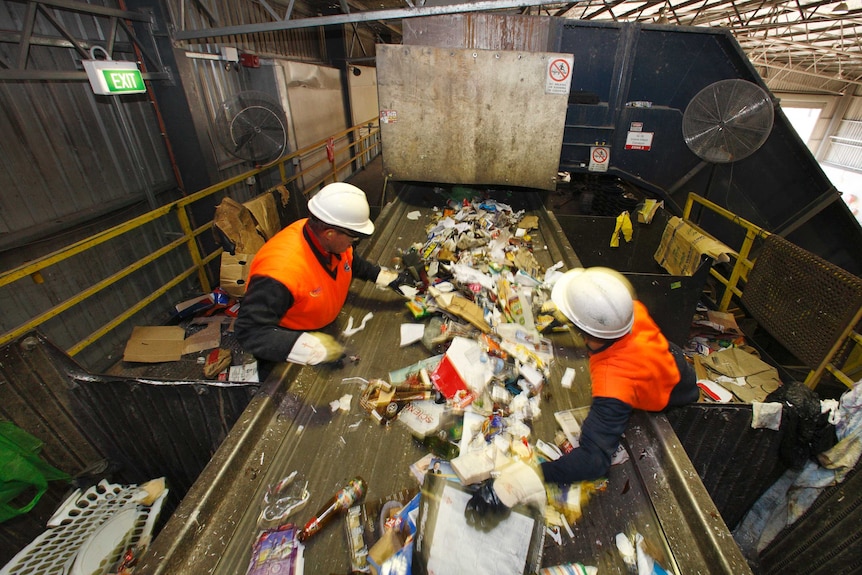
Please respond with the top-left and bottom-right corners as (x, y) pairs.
(0, 421), (70, 523)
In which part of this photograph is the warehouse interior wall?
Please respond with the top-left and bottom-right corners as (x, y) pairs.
(776, 91), (862, 225)
(347, 64), (379, 127)
(277, 60), (350, 191)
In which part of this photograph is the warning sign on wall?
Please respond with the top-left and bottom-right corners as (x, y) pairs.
(546, 55), (574, 95)
(625, 131), (654, 151)
(589, 146), (610, 172)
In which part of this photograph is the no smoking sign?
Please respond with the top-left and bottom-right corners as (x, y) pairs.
(589, 146), (610, 172)
(546, 55), (574, 95)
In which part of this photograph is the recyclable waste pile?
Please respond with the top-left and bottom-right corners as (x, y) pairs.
(242, 194), (677, 575)
(366, 197), (568, 451)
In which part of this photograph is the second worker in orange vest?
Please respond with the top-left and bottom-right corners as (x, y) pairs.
(465, 266), (699, 529)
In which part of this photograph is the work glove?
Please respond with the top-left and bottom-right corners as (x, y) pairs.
(286, 332), (344, 365)
(465, 459), (545, 531)
(389, 270), (421, 296)
(375, 268), (399, 288)
(540, 300), (571, 325)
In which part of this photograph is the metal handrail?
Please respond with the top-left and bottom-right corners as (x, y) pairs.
(682, 191), (860, 390)
(0, 117), (381, 354)
(682, 192), (769, 312)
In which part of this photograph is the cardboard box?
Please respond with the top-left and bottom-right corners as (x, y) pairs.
(654, 216), (733, 276)
(219, 252), (255, 298)
(214, 186), (289, 297)
(123, 326), (185, 363)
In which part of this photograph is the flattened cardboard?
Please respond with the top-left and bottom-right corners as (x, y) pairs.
(213, 197), (266, 254)
(182, 322), (221, 355)
(243, 191), (281, 240)
(123, 326), (185, 363)
(654, 216), (733, 276)
(215, 188), (288, 297)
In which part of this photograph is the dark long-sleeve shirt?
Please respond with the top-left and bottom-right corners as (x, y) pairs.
(541, 303), (698, 484)
(541, 396), (632, 483)
(234, 225), (379, 371)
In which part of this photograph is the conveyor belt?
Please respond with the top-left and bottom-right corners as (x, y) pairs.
(135, 186), (751, 575)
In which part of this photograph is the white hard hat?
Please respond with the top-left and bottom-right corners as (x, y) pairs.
(308, 182), (375, 236)
(551, 267), (635, 339)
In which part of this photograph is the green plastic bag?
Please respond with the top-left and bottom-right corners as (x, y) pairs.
(0, 421), (70, 523)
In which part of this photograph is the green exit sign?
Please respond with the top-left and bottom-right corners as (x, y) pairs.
(82, 59), (146, 95)
(102, 69), (145, 93)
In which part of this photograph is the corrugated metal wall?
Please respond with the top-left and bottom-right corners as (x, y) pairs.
(164, 0), (324, 61)
(0, 3), (176, 254)
(0, 1), (194, 372)
(823, 104), (862, 172)
(0, 0), (336, 372)
(0, 212), (204, 372)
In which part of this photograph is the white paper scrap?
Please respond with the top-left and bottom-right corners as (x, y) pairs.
(407, 210), (422, 220)
(561, 367), (576, 389)
(331, 393), (353, 412)
(229, 362), (259, 383)
(400, 323), (425, 347)
(342, 312), (373, 336)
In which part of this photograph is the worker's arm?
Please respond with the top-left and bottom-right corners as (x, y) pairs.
(351, 253), (381, 282)
(234, 275), (300, 362)
(540, 397), (632, 484)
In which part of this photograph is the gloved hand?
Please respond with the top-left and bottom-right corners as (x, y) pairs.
(540, 300), (571, 325)
(388, 270), (420, 296)
(375, 267), (399, 288)
(465, 459), (545, 531)
(464, 479), (510, 531)
(286, 332), (344, 365)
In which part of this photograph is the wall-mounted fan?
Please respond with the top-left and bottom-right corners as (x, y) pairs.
(682, 79), (774, 163)
(215, 91), (288, 164)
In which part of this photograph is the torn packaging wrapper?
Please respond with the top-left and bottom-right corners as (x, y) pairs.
(428, 286), (491, 333)
(429, 355), (469, 400)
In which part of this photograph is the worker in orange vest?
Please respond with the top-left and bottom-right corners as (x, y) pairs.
(466, 267), (698, 528)
(236, 183), (407, 379)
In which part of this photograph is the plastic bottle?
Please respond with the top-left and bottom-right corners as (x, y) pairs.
(297, 476), (366, 542)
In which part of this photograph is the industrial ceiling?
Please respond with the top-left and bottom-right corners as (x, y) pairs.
(173, 0), (862, 95)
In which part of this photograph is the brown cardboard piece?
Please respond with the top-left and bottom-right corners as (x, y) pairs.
(182, 322), (222, 355)
(213, 197), (267, 255)
(219, 252), (255, 298)
(654, 216), (733, 276)
(428, 286), (491, 333)
(123, 326), (185, 363)
(700, 347), (782, 403)
(215, 186), (288, 297)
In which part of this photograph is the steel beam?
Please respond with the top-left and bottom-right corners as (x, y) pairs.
(174, 0), (561, 40)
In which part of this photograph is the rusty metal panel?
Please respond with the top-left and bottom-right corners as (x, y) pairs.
(403, 13), (554, 51)
(377, 44), (571, 191)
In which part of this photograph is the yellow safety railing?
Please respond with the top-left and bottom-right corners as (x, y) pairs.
(0, 117), (381, 356)
(682, 192), (769, 312)
(682, 192), (861, 390)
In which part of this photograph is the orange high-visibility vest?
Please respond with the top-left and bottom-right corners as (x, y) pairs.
(589, 301), (681, 411)
(248, 219), (354, 330)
